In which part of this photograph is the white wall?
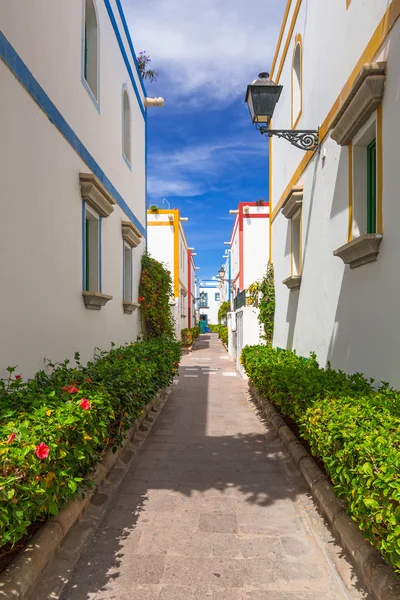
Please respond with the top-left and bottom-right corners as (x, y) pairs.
(243, 206), (270, 288)
(0, 0), (146, 378)
(271, 2), (400, 386)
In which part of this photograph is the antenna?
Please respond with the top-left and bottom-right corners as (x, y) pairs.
(162, 198), (170, 209)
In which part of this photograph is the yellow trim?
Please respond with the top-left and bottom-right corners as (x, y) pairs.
(276, 0), (302, 83)
(271, 0), (293, 79)
(173, 212), (179, 298)
(377, 104), (383, 233)
(348, 141), (353, 242)
(271, 1), (400, 223)
(291, 34), (303, 129)
(346, 0), (352, 9)
(300, 208), (303, 274)
(147, 221), (174, 226)
(147, 209), (177, 214)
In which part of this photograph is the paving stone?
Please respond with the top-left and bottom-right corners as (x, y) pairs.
(162, 556), (244, 587)
(199, 512), (238, 533)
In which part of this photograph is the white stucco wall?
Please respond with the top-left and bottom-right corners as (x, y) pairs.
(243, 207), (270, 288)
(271, 2), (400, 386)
(0, 1), (146, 378)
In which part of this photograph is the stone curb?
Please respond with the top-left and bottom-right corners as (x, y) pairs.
(248, 382), (400, 600)
(0, 387), (171, 600)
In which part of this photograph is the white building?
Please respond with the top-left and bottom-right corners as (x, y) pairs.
(224, 202), (270, 372)
(198, 280), (221, 326)
(147, 209), (197, 336)
(269, 0), (400, 385)
(0, 1), (161, 378)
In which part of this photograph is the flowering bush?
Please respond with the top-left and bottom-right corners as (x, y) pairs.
(0, 337), (181, 549)
(181, 326), (200, 347)
(136, 51), (158, 82)
(241, 345), (400, 572)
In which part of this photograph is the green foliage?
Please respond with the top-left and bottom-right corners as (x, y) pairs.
(218, 301), (230, 325)
(208, 324), (220, 333)
(181, 327), (200, 347)
(0, 338), (181, 549)
(139, 254), (175, 339)
(258, 263), (275, 345)
(219, 326), (228, 346)
(241, 345), (400, 572)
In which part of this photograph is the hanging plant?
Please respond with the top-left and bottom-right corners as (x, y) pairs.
(137, 51), (158, 82)
(139, 254), (175, 339)
(258, 263), (275, 345)
(149, 205), (159, 213)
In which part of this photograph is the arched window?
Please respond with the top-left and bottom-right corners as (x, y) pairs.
(122, 89), (131, 165)
(292, 36), (302, 129)
(84, 0), (99, 100)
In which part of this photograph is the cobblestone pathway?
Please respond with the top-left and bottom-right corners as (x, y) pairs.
(59, 334), (369, 600)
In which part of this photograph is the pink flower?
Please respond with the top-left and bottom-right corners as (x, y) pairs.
(35, 443), (50, 460)
(79, 398), (91, 411)
(15, 375), (21, 380)
(7, 433), (16, 444)
(62, 384), (79, 394)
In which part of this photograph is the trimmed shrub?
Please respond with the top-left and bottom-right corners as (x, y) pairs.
(241, 345), (400, 572)
(0, 338), (181, 549)
(208, 324), (220, 333)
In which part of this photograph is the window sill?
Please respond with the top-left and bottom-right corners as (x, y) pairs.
(82, 291), (113, 310)
(123, 301), (140, 314)
(333, 233), (383, 269)
(282, 275), (302, 290)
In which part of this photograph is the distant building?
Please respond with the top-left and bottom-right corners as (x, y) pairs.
(198, 280), (221, 326)
(147, 209), (197, 336)
(224, 202), (270, 373)
(270, 0), (400, 385)
(0, 0), (153, 377)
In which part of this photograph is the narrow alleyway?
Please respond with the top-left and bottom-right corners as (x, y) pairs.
(58, 334), (369, 600)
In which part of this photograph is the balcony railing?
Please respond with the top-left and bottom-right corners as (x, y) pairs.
(233, 290), (246, 311)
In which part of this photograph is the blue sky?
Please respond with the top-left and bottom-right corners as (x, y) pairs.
(125, 0), (286, 279)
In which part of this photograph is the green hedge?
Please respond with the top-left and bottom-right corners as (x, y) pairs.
(0, 338), (181, 548)
(181, 326), (200, 347)
(208, 324), (220, 333)
(241, 345), (400, 572)
(219, 326), (228, 346)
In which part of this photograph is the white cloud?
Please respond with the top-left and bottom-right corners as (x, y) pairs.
(124, 0), (286, 105)
(147, 137), (265, 199)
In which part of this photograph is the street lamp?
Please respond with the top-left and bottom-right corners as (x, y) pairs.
(218, 267), (225, 281)
(245, 72), (319, 151)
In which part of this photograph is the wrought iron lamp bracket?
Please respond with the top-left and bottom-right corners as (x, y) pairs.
(256, 124), (319, 151)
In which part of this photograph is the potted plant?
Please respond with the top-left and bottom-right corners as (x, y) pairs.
(149, 205), (159, 214)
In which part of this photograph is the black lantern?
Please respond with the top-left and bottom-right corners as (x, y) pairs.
(218, 267), (225, 280)
(245, 72), (282, 126)
(245, 72), (319, 151)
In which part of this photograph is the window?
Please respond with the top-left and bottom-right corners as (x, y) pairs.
(367, 139), (377, 234)
(122, 89), (131, 165)
(215, 293), (220, 301)
(292, 36), (302, 128)
(353, 117), (378, 237)
(83, 0), (99, 101)
(123, 243), (132, 302)
(291, 209), (302, 276)
(199, 293), (208, 308)
(84, 205), (100, 292)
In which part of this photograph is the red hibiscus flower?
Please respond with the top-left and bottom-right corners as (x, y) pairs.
(86, 377), (92, 384)
(138, 296), (145, 302)
(79, 398), (91, 411)
(7, 433), (16, 444)
(15, 375), (22, 380)
(62, 384), (79, 394)
(35, 443), (50, 460)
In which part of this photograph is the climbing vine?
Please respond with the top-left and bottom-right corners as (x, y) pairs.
(258, 263), (275, 345)
(139, 254), (175, 339)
